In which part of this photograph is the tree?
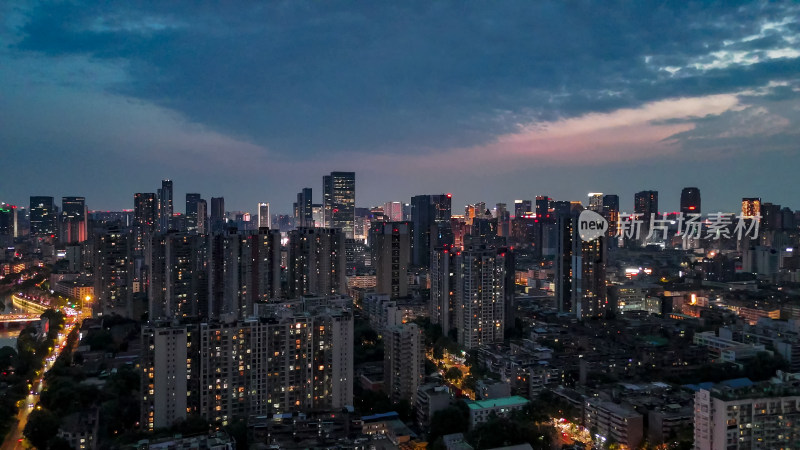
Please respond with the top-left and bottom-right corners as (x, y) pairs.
(445, 367), (463, 382)
(24, 409), (61, 449)
(428, 403), (469, 443)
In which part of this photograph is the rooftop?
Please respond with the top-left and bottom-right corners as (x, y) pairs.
(467, 396), (529, 410)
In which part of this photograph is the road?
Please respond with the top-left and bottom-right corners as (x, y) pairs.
(0, 314), (81, 449)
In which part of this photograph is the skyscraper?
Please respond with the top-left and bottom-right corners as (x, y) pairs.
(384, 323), (424, 405)
(0, 205), (18, 238)
(431, 194), (453, 224)
(323, 172), (356, 238)
(742, 197), (761, 217)
(294, 188), (314, 228)
(196, 199), (207, 234)
(60, 196), (87, 243)
(257, 202), (271, 228)
(95, 227), (131, 317)
(134, 193), (158, 231)
(185, 193), (201, 233)
(602, 194), (620, 241)
(679, 187), (701, 215)
(535, 196), (550, 219)
(588, 193), (603, 212)
(383, 201), (404, 222)
(29, 196), (57, 236)
(158, 179), (174, 233)
(411, 195), (434, 267)
(455, 244), (507, 349)
(371, 222), (411, 299)
(430, 246), (457, 335)
(288, 228), (347, 298)
(515, 199), (533, 218)
(555, 212), (607, 318)
(634, 190), (658, 240)
(148, 232), (209, 320)
(210, 197), (225, 234)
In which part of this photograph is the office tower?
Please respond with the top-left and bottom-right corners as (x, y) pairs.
(95, 228), (131, 317)
(495, 203), (510, 237)
(431, 194), (453, 224)
(694, 379), (800, 450)
(294, 188), (314, 228)
(781, 207), (795, 231)
(29, 196), (57, 236)
(141, 324), (195, 430)
(148, 232), (208, 320)
(322, 172), (356, 238)
(312, 204), (324, 227)
(210, 197), (225, 233)
(760, 202), (781, 231)
(741, 197), (761, 217)
(384, 323), (425, 405)
(208, 228), (282, 320)
(58, 196), (88, 243)
(371, 222), (411, 299)
(185, 193), (201, 233)
(134, 193), (158, 231)
(158, 179), (173, 233)
(535, 196), (550, 219)
(411, 195), (434, 267)
(383, 201), (404, 222)
(196, 199), (207, 234)
(634, 190), (659, 240)
(515, 199), (533, 218)
(602, 194), (620, 240)
(430, 246), (457, 335)
(257, 202), (271, 228)
(288, 228), (347, 298)
(455, 244), (507, 349)
(554, 213), (607, 318)
(550, 200), (571, 217)
(679, 187), (701, 215)
(588, 193), (604, 212)
(0, 204), (17, 238)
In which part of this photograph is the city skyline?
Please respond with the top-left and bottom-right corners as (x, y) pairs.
(2, 2), (799, 212)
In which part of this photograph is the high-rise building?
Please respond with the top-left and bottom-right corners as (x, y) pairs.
(294, 188), (314, 228)
(143, 301), (353, 428)
(588, 193), (604, 212)
(371, 222), (411, 299)
(208, 228), (282, 320)
(0, 204), (18, 238)
(679, 187), (701, 215)
(554, 212), (607, 318)
(95, 228), (132, 317)
(134, 193), (158, 231)
(29, 196), (57, 236)
(383, 201), (404, 222)
(148, 232), (209, 320)
(694, 378), (800, 450)
(515, 199), (533, 218)
(411, 195), (434, 268)
(257, 202), (271, 228)
(602, 194), (620, 240)
(288, 228), (347, 298)
(60, 196), (87, 243)
(430, 246), (457, 335)
(210, 197), (225, 234)
(158, 179), (174, 233)
(185, 193), (201, 233)
(322, 172), (356, 238)
(455, 244), (507, 349)
(535, 196), (550, 219)
(742, 197), (762, 217)
(431, 194), (453, 224)
(141, 324), (195, 430)
(384, 323), (424, 405)
(634, 190), (659, 239)
(495, 203), (510, 237)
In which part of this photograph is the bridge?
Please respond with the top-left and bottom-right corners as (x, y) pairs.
(11, 294), (50, 314)
(0, 314), (40, 329)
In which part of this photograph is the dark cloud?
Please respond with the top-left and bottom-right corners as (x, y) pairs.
(10, 1), (800, 157)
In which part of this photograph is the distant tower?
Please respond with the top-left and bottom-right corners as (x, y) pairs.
(158, 179), (174, 233)
(29, 196), (57, 236)
(371, 222), (411, 299)
(294, 188), (314, 228)
(257, 202), (271, 228)
(742, 198), (761, 217)
(210, 197), (225, 233)
(588, 193), (604, 212)
(60, 196), (87, 243)
(555, 211), (607, 319)
(680, 187), (701, 215)
(323, 172), (356, 238)
(185, 193), (201, 233)
(515, 199), (533, 218)
(134, 193), (158, 231)
(634, 190), (659, 239)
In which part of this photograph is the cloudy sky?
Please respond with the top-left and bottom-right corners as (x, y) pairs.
(1, 1), (799, 214)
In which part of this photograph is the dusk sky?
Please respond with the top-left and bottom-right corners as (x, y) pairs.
(2, 1), (799, 214)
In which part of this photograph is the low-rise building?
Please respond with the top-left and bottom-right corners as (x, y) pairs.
(466, 396), (529, 428)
